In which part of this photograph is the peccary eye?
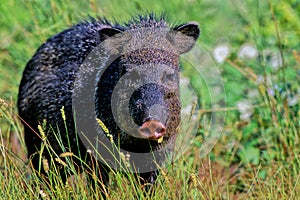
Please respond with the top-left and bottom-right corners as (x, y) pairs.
(164, 91), (176, 100)
(166, 73), (176, 82)
(162, 72), (177, 83)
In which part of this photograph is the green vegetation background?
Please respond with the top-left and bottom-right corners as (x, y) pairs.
(0, 0), (299, 199)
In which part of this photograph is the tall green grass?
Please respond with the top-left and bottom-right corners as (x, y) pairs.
(1, 0), (299, 199)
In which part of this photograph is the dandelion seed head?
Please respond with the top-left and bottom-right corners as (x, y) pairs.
(270, 53), (283, 70)
(238, 44), (258, 60)
(213, 45), (230, 64)
(288, 96), (298, 106)
(263, 50), (283, 70)
(236, 100), (253, 121)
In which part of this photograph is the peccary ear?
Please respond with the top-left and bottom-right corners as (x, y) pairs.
(99, 27), (128, 55)
(99, 27), (123, 41)
(168, 22), (200, 54)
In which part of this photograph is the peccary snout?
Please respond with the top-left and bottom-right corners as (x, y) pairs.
(128, 82), (171, 139)
(138, 119), (166, 140)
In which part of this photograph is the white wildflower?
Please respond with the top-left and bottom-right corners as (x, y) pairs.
(238, 44), (258, 60)
(270, 53), (283, 70)
(236, 100), (253, 121)
(288, 96), (298, 106)
(213, 45), (230, 64)
(263, 50), (283, 70)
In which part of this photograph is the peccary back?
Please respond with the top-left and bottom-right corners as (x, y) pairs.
(18, 14), (199, 188)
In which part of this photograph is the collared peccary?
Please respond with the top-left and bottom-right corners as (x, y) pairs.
(18, 14), (199, 191)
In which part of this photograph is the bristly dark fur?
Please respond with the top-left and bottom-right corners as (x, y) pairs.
(124, 13), (168, 28)
(18, 13), (200, 194)
(77, 13), (170, 32)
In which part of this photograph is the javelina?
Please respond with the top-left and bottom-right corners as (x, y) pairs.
(18, 14), (199, 190)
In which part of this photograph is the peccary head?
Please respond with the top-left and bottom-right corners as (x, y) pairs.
(92, 16), (200, 153)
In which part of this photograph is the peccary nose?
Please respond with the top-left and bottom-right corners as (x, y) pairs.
(138, 120), (166, 140)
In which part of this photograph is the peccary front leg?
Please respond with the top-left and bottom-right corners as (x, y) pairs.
(138, 170), (159, 191)
(84, 157), (110, 197)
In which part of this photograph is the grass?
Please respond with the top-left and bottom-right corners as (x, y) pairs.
(1, 0), (300, 199)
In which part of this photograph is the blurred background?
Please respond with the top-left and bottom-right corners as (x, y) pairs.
(0, 0), (299, 199)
